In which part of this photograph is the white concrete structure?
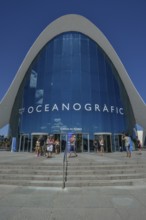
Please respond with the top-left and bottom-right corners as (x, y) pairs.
(0, 14), (146, 145)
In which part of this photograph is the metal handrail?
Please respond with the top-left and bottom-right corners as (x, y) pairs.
(62, 144), (68, 188)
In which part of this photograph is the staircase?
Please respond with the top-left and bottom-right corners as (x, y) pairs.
(65, 154), (146, 187)
(0, 152), (146, 188)
(0, 162), (63, 187)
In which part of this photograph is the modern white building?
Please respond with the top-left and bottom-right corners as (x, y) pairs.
(0, 14), (146, 152)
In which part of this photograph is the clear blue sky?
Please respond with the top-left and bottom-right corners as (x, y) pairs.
(0, 0), (146, 103)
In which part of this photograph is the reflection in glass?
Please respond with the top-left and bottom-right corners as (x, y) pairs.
(30, 70), (37, 88)
(15, 32), (135, 137)
(35, 90), (44, 104)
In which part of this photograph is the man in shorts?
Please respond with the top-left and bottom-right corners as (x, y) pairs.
(68, 135), (77, 158)
(122, 133), (131, 158)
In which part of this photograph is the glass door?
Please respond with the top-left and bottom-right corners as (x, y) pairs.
(94, 133), (112, 153)
(75, 133), (89, 152)
(19, 133), (30, 152)
(113, 133), (124, 152)
(30, 133), (48, 152)
(60, 133), (67, 152)
(76, 134), (82, 152)
(53, 133), (61, 153)
(82, 133), (89, 152)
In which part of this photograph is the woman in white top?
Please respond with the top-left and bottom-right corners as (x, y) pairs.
(46, 136), (54, 158)
(122, 134), (131, 158)
(99, 137), (104, 156)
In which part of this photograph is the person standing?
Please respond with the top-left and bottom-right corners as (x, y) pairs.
(68, 135), (77, 158)
(38, 135), (46, 156)
(54, 139), (60, 154)
(122, 133), (131, 158)
(35, 139), (41, 157)
(99, 137), (104, 156)
(46, 136), (54, 158)
(93, 139), (98, 153)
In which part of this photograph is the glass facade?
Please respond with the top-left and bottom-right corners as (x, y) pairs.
(11, 32), (135, 141)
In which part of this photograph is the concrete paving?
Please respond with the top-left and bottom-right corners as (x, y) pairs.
(0, 150), (146, 220)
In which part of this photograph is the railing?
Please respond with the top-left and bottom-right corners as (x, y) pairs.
(62, 144), (68, 188)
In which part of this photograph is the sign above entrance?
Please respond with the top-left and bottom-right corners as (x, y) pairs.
(60, 127), (82, 131)
(19, 103), (124, 115)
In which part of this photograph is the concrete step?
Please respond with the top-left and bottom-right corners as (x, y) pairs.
(67, 161), (146, 166)
(0, 173), (63, 181)
(0, 165), (63, 170)
(1, 164), (146, 172)
(0, 179), (62, 187)
(67, 173), (146, 181)
(67, 164), (146, 170)
(0, 169), (63, 175)
(67, 168), (146, 175)
(1, 173), (145, 182)
(65, 179), (134, 187)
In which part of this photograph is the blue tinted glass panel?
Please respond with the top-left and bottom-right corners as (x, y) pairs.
(14, 32), (135, 136)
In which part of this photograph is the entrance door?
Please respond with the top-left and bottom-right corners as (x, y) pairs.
(30, 133), (48, 152)
(114, 134), (124, 152)
(19, 133), (30, 152)
(76, 133), (89, 152)
(57, 133), (89, 153)
(60, 133), (67, 152)
(94, 133), (112, 153)
(82, 133), (89, 152)
(48, 133), (68, 153)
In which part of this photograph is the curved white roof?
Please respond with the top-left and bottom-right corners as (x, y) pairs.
(0, 14), (146, 132)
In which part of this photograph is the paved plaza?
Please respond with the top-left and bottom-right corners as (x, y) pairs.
(0, 151), (146, 220)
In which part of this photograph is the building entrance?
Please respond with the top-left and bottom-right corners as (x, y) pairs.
(75, 133), (89, 152)
(50, 133), (89, 153)
(30, 133), (48, 152)
(60, 133), (68, 152)
(53, 133), (67, 152)
(18, 133), (30, 152)
(113, 133), (124, 152)
(52, 133), (89, 153)
(29, 133), (66, 153)
(18, 132), (113, 153)
(94, 133), (112, 152)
